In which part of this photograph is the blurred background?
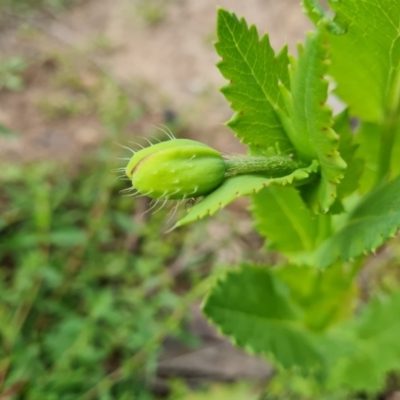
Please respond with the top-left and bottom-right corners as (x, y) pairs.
(0, 0), (312, 398)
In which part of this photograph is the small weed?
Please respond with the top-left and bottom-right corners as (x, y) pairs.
(135, 0), (171, 26)
(37, 93), (91, 119)
(0, 144), (203, 398)
(0, 0), (81, 13)
(0, 56), (27, 91)
(90, 34), (117, 54)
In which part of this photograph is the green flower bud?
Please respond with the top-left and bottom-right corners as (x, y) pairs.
(125, 139), (226, 200)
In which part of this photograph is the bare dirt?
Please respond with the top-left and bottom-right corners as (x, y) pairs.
(0, 0), (311, 162)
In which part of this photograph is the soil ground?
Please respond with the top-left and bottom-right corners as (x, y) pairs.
(0, 0), (311, 162)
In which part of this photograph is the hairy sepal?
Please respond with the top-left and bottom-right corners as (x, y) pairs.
(126, 139), (226, 200)
(125, 139), (210, 179)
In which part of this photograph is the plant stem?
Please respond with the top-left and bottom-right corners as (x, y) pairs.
(377, 69), (400, 184)
(376, 112), (399, 184)
(224, 155), (303, 178)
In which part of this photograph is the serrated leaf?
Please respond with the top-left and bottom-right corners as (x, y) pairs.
(389, 120), (400, 180)
(284, 29), (346, 212)
(316, 176), (400, 268)
(355, 122), (381, 193)
(215, 9), (293, 156)
(302, 0), (346, 35)
(329, 291), (400, 393)
(203, 265), (325, 371)
(275, 263), (357, 332)
(216, 10), (346, 212)
(326, 0), (400, 121)
(174, 161), (319, 228)
(334, 110), (363, 199)
(251, 186), (330, 256)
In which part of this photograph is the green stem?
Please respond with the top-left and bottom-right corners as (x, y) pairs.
(224, 155), (304, 178)
(377, 68), (400, 184)
(376, 112), (399, 184)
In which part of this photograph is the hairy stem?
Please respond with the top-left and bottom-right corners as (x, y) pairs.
(224, 155), (304, 178)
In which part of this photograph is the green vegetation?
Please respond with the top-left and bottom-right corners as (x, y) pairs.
(135, 0), (172, 26)
(0, 0), (80, 13)
(121, 1), (400, 398)
(0, 104), (219, 397)
(0, 56), (27, 91)
(0, 158), (190, 398)
(0, 8), (212, 396)
(3, 0), (400, 398)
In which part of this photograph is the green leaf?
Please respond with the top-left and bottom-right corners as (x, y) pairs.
(49, 229), (88, 247)
(389, 120), (400, 180)
(174, 161), (319, 229)
(251, 186), (330, 255)
(5, 75), (24, 91)
(284, 29), (346, 211)
(182, 383), (259, 400)
(317, 176), (400, 268)
(216, 10), (346, 212)
(275, 263), (357, 332)
(215, 9), (293, 156)
(329, 290), (400, 393)
(203, 265), (324, 371)
(334, 110), (363, 199)
(302, 0), (346, 35)
(355, 122), (381, 193)
(326, 0), (400, 121)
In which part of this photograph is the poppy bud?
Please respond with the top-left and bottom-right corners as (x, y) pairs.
(125, 139), (226, 200)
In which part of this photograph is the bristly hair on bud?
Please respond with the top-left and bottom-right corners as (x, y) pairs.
(125, 138), (227, 200)
(119, 133), (308, 218)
